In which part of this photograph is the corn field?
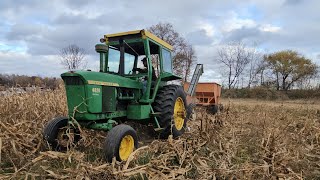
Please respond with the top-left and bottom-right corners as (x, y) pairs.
(1, 89), (320, 179)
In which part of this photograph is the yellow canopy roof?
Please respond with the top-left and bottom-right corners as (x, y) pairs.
(104, 29), (173, 51)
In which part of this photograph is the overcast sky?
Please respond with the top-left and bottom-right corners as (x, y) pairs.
(0, 0), (319, 83)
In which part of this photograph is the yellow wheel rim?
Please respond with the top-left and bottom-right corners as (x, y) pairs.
(119, 135), (134, 161)
(174, 97), (186, 131)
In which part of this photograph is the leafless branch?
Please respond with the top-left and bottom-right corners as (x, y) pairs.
(60, 44), (87, 71)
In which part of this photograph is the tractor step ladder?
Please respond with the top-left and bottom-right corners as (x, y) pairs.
(187, 64), (204, 96)
(150, 105), (163, 131)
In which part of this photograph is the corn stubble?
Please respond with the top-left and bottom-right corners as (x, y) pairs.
(1, 89), (320, 179)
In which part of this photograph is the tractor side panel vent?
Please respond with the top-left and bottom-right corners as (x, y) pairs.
(102, 86), (116, 112)
(62, 76), (84, 85)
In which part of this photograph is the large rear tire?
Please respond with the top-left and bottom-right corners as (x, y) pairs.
(103, 124), (138, 162)
(153, 85), (188, 139)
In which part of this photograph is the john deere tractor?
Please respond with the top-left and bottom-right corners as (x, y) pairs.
(43, 29), (189, 162)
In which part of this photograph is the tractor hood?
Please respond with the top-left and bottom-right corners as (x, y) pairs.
(61, 71), (142, 89)
(161, 72), (182, 81)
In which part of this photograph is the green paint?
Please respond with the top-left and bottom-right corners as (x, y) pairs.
(150, 105), (161, 128)
(99, 53), (104, 72)
(142, 38), (151, 101)
(87, 85), (102, 113)
(76, 111), (127, 121)
(64, 84), (87, 118)
(127, 105), (150, 119)
(88, 119), (117, 131)
(62, 71), (143, 89)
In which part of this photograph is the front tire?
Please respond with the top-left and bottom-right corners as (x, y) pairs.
(153, 85), (188, 139)
(43, 117), (79, 150)
(103, 124), (138, 162)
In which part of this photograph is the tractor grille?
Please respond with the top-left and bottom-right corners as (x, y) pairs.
(62, 76), (84, 85)
(102, 86), (116, 112)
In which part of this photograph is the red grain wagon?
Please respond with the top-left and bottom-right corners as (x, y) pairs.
(184, 82), (223, 114)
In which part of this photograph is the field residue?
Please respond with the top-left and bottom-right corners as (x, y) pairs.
(1, 90), (320, 179)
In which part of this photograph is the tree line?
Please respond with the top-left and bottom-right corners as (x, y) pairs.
(0, 74), (60, 90)
(217, 42), (319, 90)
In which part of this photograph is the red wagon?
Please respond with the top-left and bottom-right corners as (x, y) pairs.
(184, 82), (222, 114)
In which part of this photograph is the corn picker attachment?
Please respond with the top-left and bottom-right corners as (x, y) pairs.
(43, 29), (192, 162)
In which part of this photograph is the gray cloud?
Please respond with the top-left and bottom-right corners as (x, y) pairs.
(0, 0), (319, 80)
(283, 0), (303, 6)
(1, 0), (247, 57)
(64, 0), (91, 8)
(52, 13), (92, 25)
(6, 23), (45, 41)
(6, 22), (105, 55)
(186, 30), (213, 45)
(0, 0), (44, 11)
(222, 27), (263, 44)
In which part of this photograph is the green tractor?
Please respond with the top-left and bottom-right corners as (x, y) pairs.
(43, 29), (190, 162)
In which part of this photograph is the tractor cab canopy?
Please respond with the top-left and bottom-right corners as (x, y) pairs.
(96, 29), (181, 81)
(105, 30), (173, 54)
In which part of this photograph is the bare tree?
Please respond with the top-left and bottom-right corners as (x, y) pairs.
(217, 42), (252, 89)
(183, 45), (196, 82)
(60, 44), (87, 71)
(247, 50), (263, 88)
(174, 44), (197, 82)
(255, 60), (269, 86)
(148, 22), (197, 81)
